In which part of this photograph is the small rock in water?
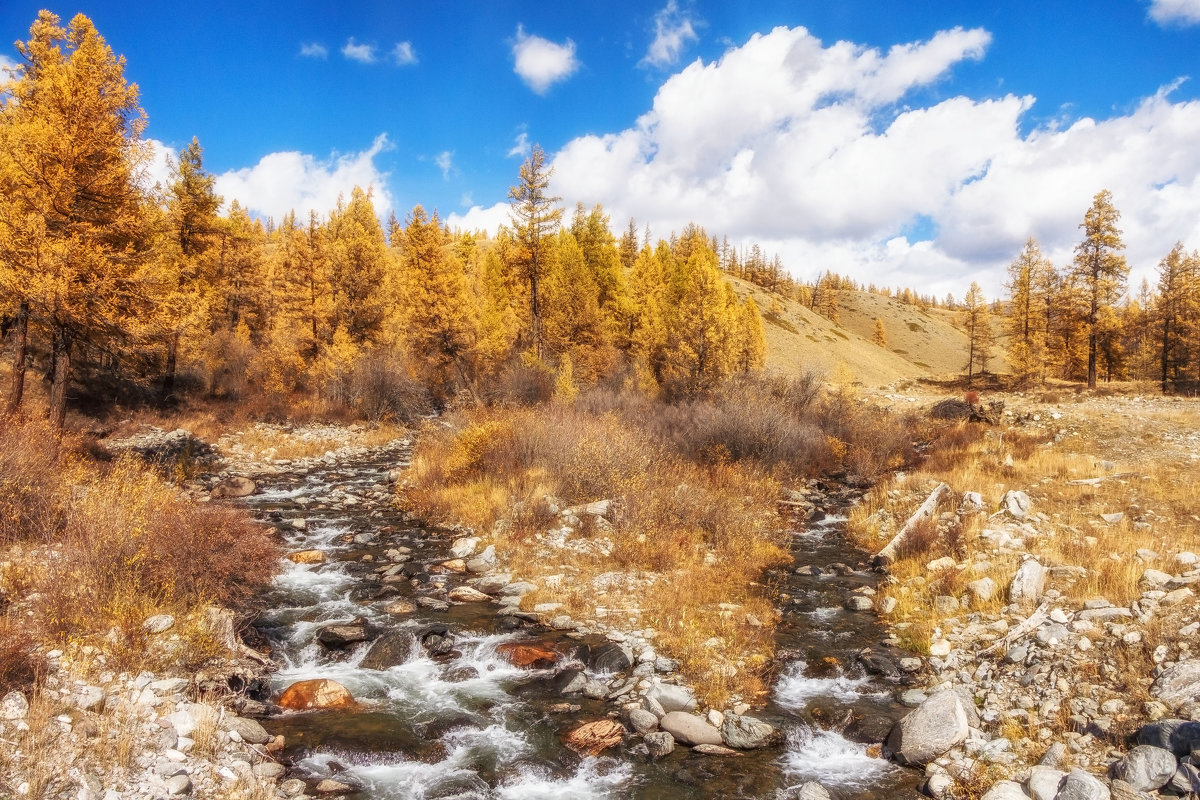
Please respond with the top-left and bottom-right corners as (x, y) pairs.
(693, 743), (742, 756)
(278, 679), (357, 711)
(644, 731), (675, 760)
(287, 549), (326, 564)
(562, 719), (625, 756)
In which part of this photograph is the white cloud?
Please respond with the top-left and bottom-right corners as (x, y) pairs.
(299, 42), (328, 59)
(529, 25), (1200, 298)
(215, 133), (395, 222)
(342, 38), (376, 64)
(460, 191), (474, 207)
(507, 131), (531, 158)
(447, 201), (511, 236)
(642, 1), (699, 68)
(1148, 0), (1200, 26)
(392, 41), (417, 65)
(512, 25), (579, 94)
(435, 150), (453, 180)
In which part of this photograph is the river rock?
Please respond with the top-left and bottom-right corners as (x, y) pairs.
(278, 679), (357, 710)
(475, 574), (512, 594)
(789, 783), (832, 800)
(287, 549), (327, 564)
(496, 642), (558, 668)
(1152, 661), (1200, 706)
(360, 631), (416, 670)
(448, 586), (491, 603)
(465, 545), (498, 573)
(1027, 766), (1067, 800)
(845, 595), (874, 611)
(1170, 762), (1200, 794)
(1009, 558), (1047, 605)
(884, 689), (969, 766)
(1135, 719), (1200, 755)
(693, 743), (742, 756)
(660, 711), (723, 747)
(211, 476), (256, 498)
(1108, 745), (1177, 792)
(629, 709), (659, 734)
(315, 618), (371, 648)
(223, 716), (271, 745)
(647, 682), (697, 712)
(645, 731), (675, 760)
(449, 536), (480, 559)
(315, 779), (357, 794)
(562, 719), (624, 756)
(165, 774), (192, 796)
(1057, 769), (1110, 800)
(383, 599), (416, 615)
(590, 641), (633, 673)
(720, 714), (780, 749)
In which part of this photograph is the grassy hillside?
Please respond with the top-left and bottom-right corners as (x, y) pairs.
(729, 277), (1000, 387)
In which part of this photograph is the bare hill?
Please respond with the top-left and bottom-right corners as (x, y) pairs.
(728, 278), (981, 387)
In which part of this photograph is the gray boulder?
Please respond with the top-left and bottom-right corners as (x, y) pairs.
(360, 630), (416, 670)
(211, 476), (256, 498)
(659, 711), (724, 747)
(315, 618), (371, 648)
(224, 716), (271, 745)
(1170, 761), (1200, 794)
(790, 783), (832, 800)
(465, 545), (498, 573)
(0, 691), (29, 720)
(646, 682), (696, 712)
(644, 731), (675, 760)
(720, 714), (781, 749)
(1027, 766), (1067, 800)
(1003, 490), (1032, 519)
(1057, 769), (1110, 800)
(884, 689), (969, 766)
(980, 781), (1029, 800)
(628, 709), (659, 735)
(1009, 558), (1047, 605)
(1136, 719), (1200, 756)
(589, 642), (632, 673)
(1108, 745), (1178, 792)
(1152, 660), (1200, 707)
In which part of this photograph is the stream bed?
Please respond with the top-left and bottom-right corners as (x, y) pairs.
(241, 439), (924, 799)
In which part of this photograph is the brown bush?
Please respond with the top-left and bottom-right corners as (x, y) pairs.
(0, 418), (68, 545)
(0, 617), (44, 693)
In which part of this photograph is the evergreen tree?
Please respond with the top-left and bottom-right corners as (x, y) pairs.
(507, 145), (562, 358)
(872, 318), (888, 348)
(1004, 238), (1054, 385)
(1071, 190), (1128, 389)
(327, 186), (389, 345)
(961, 282), (991, 388)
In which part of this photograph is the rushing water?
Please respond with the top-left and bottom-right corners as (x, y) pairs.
(242, 440), (923, 799)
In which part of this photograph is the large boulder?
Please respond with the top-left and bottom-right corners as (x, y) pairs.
(980, 781), (1029, 800)
(315, 618), (371, 649)
(646, 681), (697, 712)
(223, 716), (271, 745)
(590, 642), (632, 673)
(1056, 769), (1110, 800)
(1002, 490), (1032, 520)
(720, 714), (781, 750)
(1027, 766), (1067, 800)
(1152, 661), (1200, 707)
(1009, 558), (1047, 605)
(1108, 745), (1178, 792)
(278, 679), (357, 711)
(884, 689), (969, 766)
(659, 711), (723, 747)
(562, 719), (624, 756)
(360, 631), (416, 670)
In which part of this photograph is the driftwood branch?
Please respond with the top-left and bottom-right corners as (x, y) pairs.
(978, 600), (1051, 656)
(872, 482), (951, 568)
(1065, 473), (1135, 486)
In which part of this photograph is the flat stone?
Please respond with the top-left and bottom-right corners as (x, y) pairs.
(448, 586), (491, 603)
(164, 774), (192, 796)
(629, 709), (659, 734)
(660, 711), (724, 746)
(287, 549), (326, 564)
(1152, 661), (1200, 706)
(223, 716), (271, 745)
(449, 536), (479, 559)
(1077, 607), (1133, 622)
(1027, 766), (1067, 800)
(278, 679), (357, 711)
(211, 476), (256, 498)
(720, 714), (780, 749)
(692, 743), (743, 756)
(979, 780), (1028, 800)
(562, 719), (624, 756)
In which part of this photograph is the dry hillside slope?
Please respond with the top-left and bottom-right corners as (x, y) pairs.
(729, 277), (985, 386)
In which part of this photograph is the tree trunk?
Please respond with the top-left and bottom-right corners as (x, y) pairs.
(529, 270), (541, 360)
(1087, 331), (1098, 389)
(161, 330), (179, 402)
(49, 327), (72, 429)
(5, 301), (29, 416)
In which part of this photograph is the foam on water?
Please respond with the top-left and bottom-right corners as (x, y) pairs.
(773, 661), (879, 709)
(780, 724), (896, 790)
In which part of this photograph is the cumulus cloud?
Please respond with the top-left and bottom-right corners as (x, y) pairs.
(215, 133), (395, 222)
(447, 201), (511, 236)
(435, 150), (453, 179)
(392, 41), (418, 65)
(299, 42), (328, 59)
(1148, 0), (1200, 26)
(539, 25), (1200, 298)
(342, 38), (376, 63)
(512, 25), (579, 93)
(507, 131), (531, 158)
(642, 1), (699, 68)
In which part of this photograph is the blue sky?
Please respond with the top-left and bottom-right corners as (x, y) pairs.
(3, 1), (1200, 297)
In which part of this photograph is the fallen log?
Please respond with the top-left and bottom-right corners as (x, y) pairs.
(1065, 473), (1135, 486)
(978, 600), (1051, 657)
(872, 482), (951, 568)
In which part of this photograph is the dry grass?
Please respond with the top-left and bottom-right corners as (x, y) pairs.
(224, 421), (407, 462)
(0, 416), (280, 675)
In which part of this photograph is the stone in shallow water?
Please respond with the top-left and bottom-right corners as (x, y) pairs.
(659, 711), (723, 746)
(278, 679), (357, 711)
(562, 719), (624, 756)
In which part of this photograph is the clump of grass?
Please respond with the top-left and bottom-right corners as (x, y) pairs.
(226, 421), (406, 462)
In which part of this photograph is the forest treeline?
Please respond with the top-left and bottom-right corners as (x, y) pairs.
(0, 12), (770, 426)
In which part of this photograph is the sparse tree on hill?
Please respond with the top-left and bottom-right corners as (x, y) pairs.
(1004, 238), (1054, 386)
(872, 318), (888, 348)
(961, 282), (991, 388)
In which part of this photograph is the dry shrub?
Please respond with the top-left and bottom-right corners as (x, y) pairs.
(0, 418), (68, 545)
(0, 617), (44, 693)
(894, 516), (940, 561)
(351, 352), (430, 422)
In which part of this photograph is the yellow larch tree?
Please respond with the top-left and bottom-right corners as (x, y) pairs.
(1071, 189), (1128, 388)
(1004, 238), (1054, 386)
(327, 186), (390, 345)
(0, 12), (153, 426)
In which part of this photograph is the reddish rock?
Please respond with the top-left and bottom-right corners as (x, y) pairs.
(278, 679), (357, 711)
(496, 643), (559, 668)
(562, 719), (625, 756)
